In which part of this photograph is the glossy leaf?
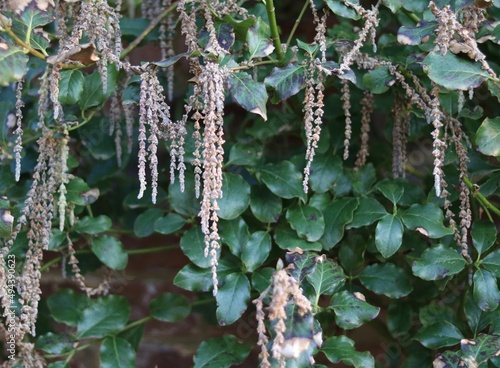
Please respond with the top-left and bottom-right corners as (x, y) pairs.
(423, 51), (490, 91)
(215, 273), (250, 325)
(79, 65), (118, 110)
(349, 197), (387, 228)
(250, 185), (282, 223)
(306, 257), (346, 297)
(324, 0), (361, 20)
(180, 227), (220, 268)
(473, 269), (500, 312)
(376, 179), (404, 205)
(309, 154), (342, 193)
(0, 43), (29, 86)
(218, 173), (250, 220)
(134, 209), (164, 237)
(387, 302), (414, 337)
(227, 142), (264, 166)
(58, 70), (85, 105)
(322, 336), (374, 368)
(471, 220), (497, 255)
(193, 335), (251, 368)
(273, 223), (323, 251)
(286, 203), (325, 242)
(264, 64), (306, 103)
(241, 231), (271, 272)
(412, 245), (466, 280)
(359, 263), (413, 298)
(320, 198), (358, 250)
(330, 291), (380, 329)
(228, 72), (268, 121)
(476, 117), (500, 157)
(153, 213), (185, 235)
(401, 203), (454, 238)
(375, 215), (403, 258)
(91, 235), (128, 270)
(383, 0), (402, 12)
(464, 290), (496, 336)
(460, 334), (500, 365)
(66, 178), (99, 206)
(397, 21), (437, 45)
(77, 295), (130, 338)
(74, 215), (112, 235)
(100, 336), (136, 368)
(247, 18), (274, 59)
(35, 333), (74, 355)
(47, 289), (90, 327)
(363, 66), (395, 94)
(414, 321), (464, 349)
(173, 259), (240, 293)
(219, 218), (249, 257)
(168, 172), (199, 216)
(149, 293), (191, 322)
(259, 161), (307, 202)
(481, 249), (500, 277)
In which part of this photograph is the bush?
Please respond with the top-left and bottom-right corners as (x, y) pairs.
(0, 0), (499, 367)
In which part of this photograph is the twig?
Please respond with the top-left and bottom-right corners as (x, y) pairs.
(0, 15), (46, 60)
(464, 176), (500, 218)
(264, 0), (285, 65)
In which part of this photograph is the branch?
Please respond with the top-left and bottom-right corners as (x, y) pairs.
(0, 15), (46, 60)
(265, 0), (285, 65)
(464, 176), (500, 218)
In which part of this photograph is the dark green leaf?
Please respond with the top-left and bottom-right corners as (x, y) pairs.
(471, 220), (497, 255)
(383, 0), (402, 12)
(100, 336), (136, 368)
(461, 334), (500, 365)
(79, 65), (118, 110)
(241, 231), (271, 272)
(473, 269), (500, 312)
(432, 351), (463, 367)
(149, 293), (191, 322)
(174, 259), (240, 292)
(180, 227), (220, 268)
(228, 72), (268, 121)
(247, 18), (274, 59)
(306, 256), (346, 297)
(330, 291), (380, 330)
(74, 215), (112, 235)
(221, 14), (256, 40)
(349, 197), (388, 228)
(351, 164), (376, 196)
(91, 235), (128, 270)
(153, 213), (185, 235)
(286, 203), (325, 242)
(0, 207), (13, 238)
(193, 335), (251, 368)
(66, 178), (99, 206)
(387, 302), (414, 337)
(415, 321), (464, 349)
(397, 21), (437, 45)
(168, 172), (200, 216)
(309, 154), (342, 193)
(359, 263), (413, 298)
(324, 0), (361, 20)
(35, 332), (74, 355)
(220, 218), (249, 257)
(134, 208), (164, 237)
(376, 179), (404, 205)
(274, 223), (323, 251)
(264, 64), (306, 103)
(250, 185), (282, 223)
(412, 244), (466, 280)
(150, 52), (189, 67)
(401, 203), (454, 238)
(0, 43), (29, 86)
(285, 250), (317, 281)
(375, 214), (404, 258)
(320, 198), (358, 250)
(58, 70), (85, 105)
(77, 295), (130, 338)
(227, 142), (264, 166)
(296, 39), (318, 55)
(118, 322), (144, 352)
(322, 336), (375, 368)
(259, 161), (307, 202)
(476, 117), (500, 157)
(481, 249), (500, 277)
(218, 173), (250, 220)
(363, 66), (395, 94)
(464, 290), (496, 336)
(216, 273), (250, 325)
(251, 267), (274, 294)
(423, 51), (490, 91)
(47, 289), (90, 327)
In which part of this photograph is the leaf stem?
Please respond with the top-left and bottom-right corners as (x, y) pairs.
(121, 2), (178, 59)
(264, 0), (285, 65)
(285, 0), (309, 49)
(463, 176), (500, 217)
(402, 8), (420, 24)
(0, 15), (46, 60)
(121, 316), (153, 332)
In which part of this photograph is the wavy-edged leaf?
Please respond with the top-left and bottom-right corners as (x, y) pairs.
(259, 161), (307, 202)
(412, 245), (466, 280)
(100, 336), (136, 368)
(330, 291), (380, 330)
(286, 203), (325, 242)
(359, 263), (413, 298)
(215, 273), (250, 326)
(264, 64), (306, 103)
(476, 117), (500, 157)
(397, 21), (437, 45)
(375, 214), (404, 258)
(193, 335), (251, 368)
(91, 235), (128, 270)
(228, 72), (267, 120)
(0, 43), (29, 86)
(77, 295), (130, 338)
